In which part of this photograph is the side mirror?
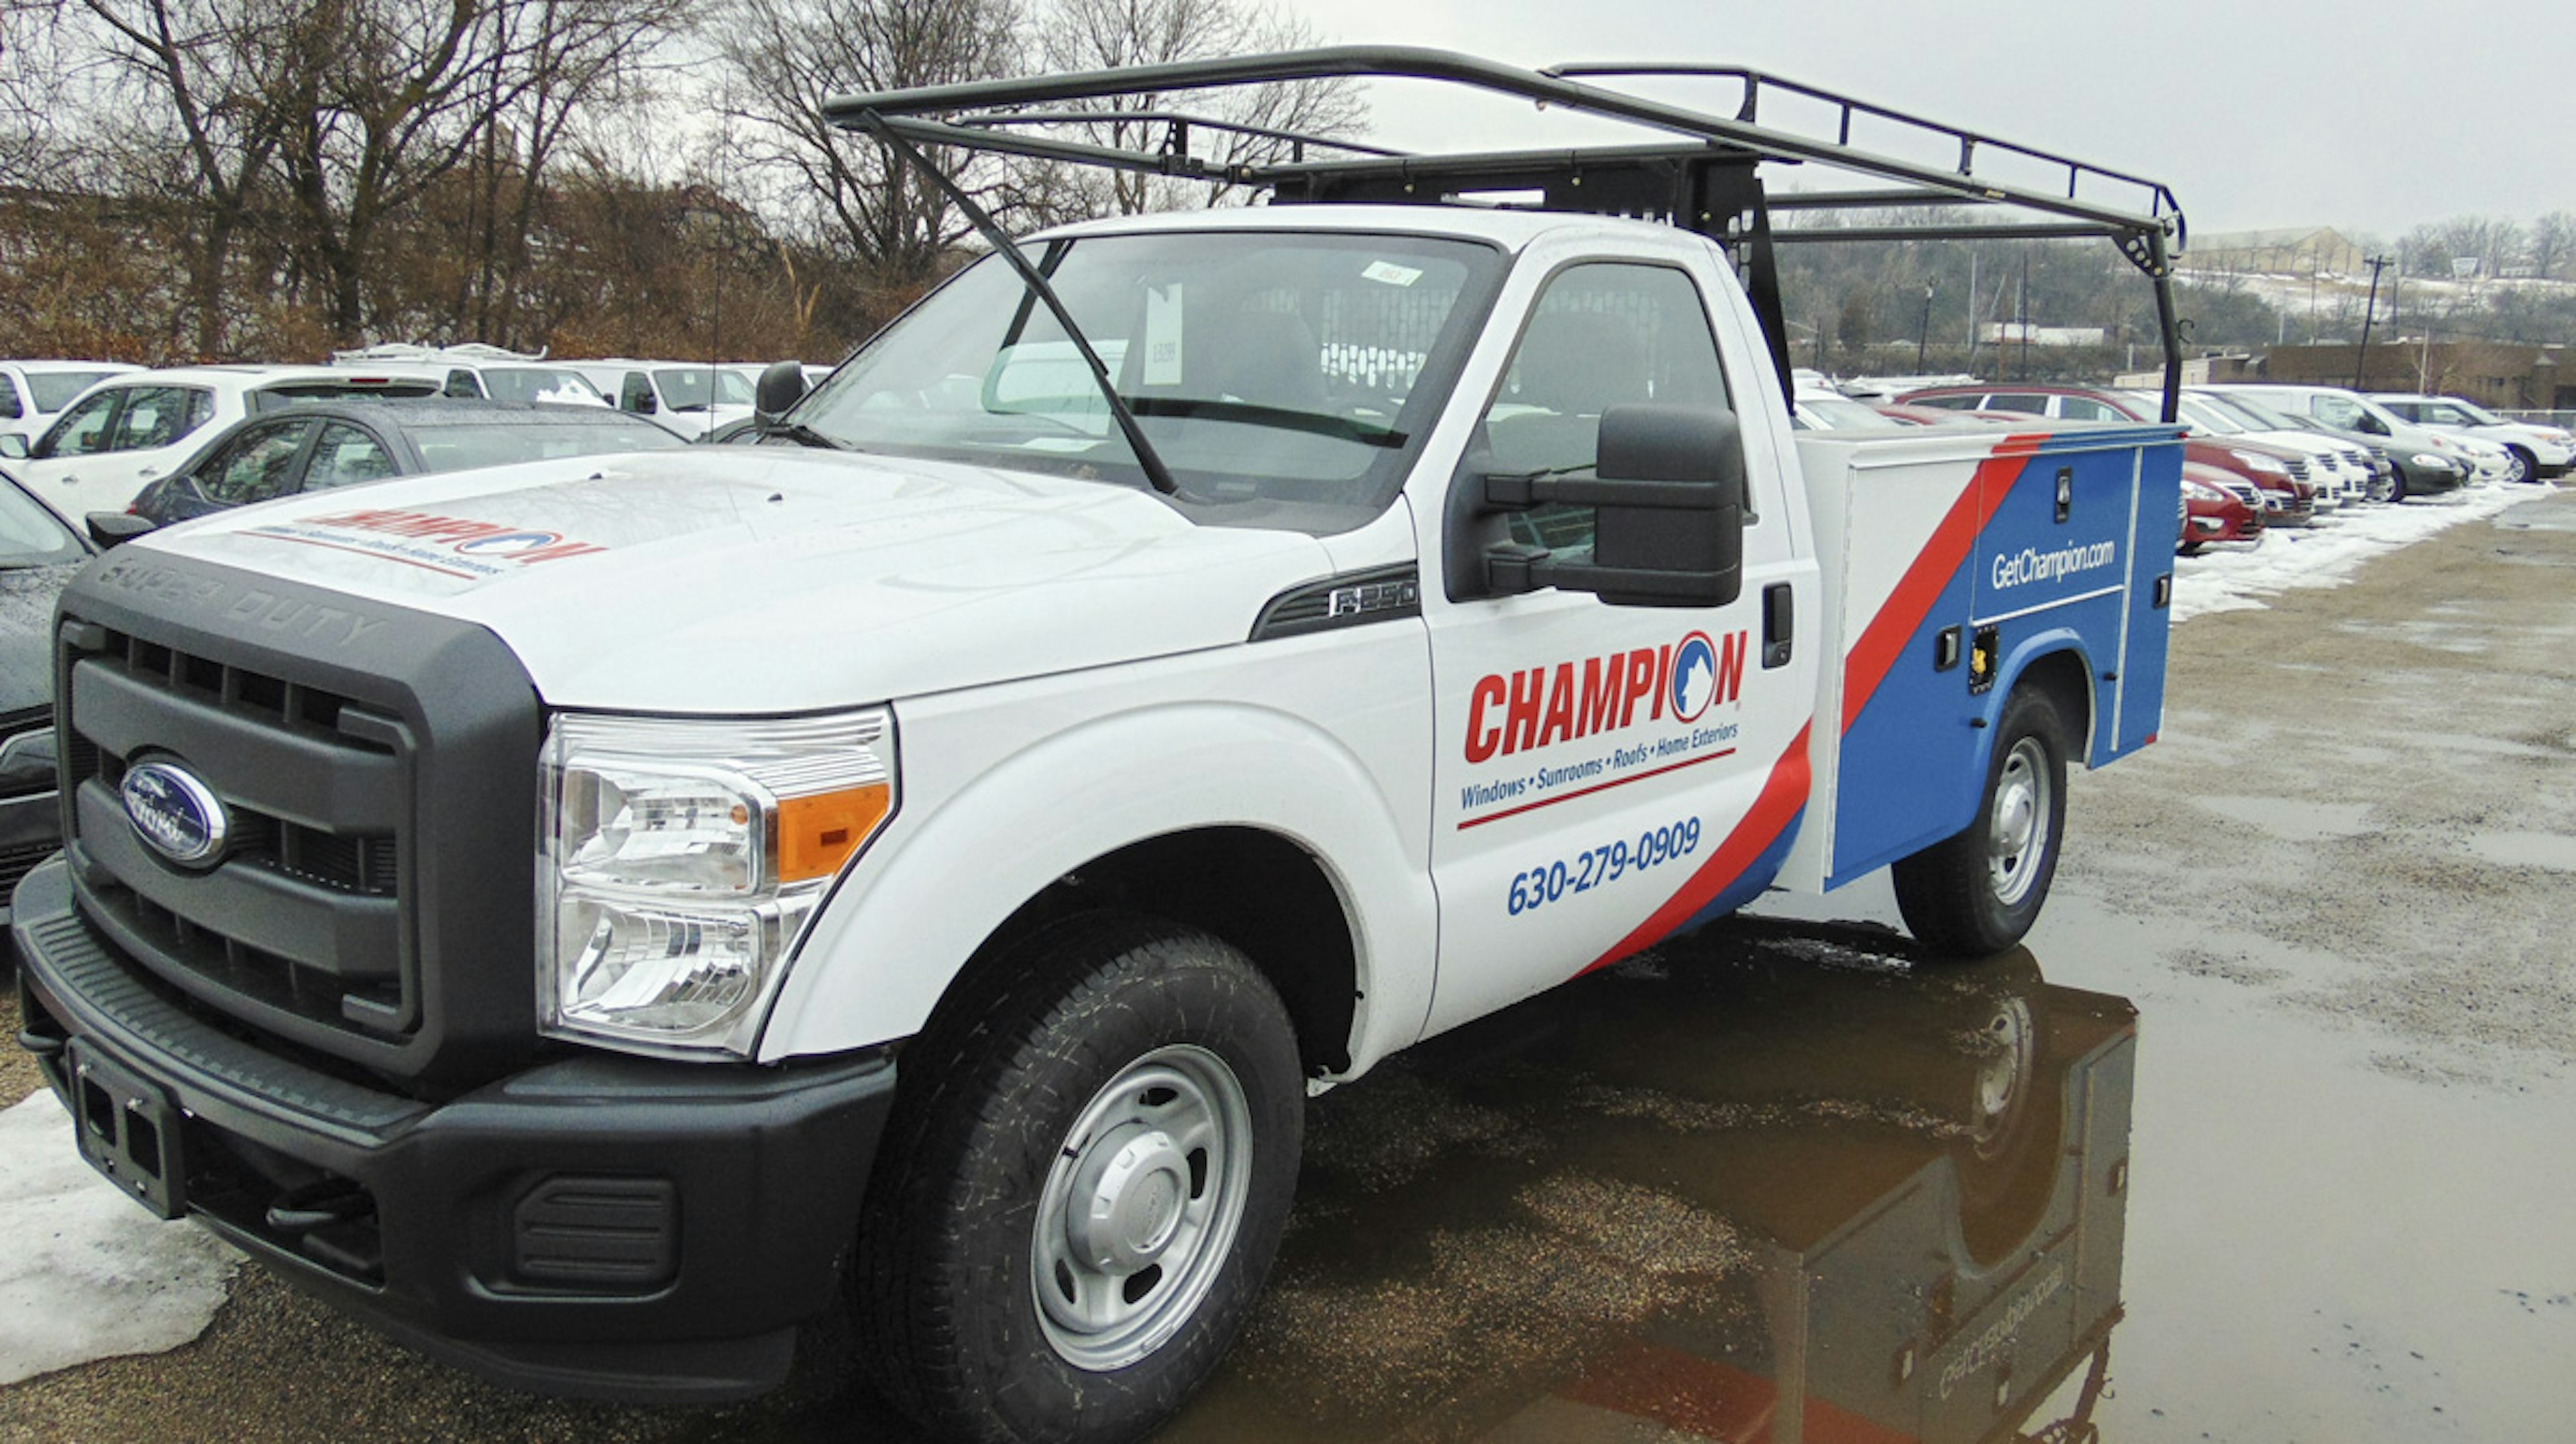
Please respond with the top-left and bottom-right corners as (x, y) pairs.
(87, 511), (158, 548)
(755, 360), (808, 424)
(0, 433), (26, 460)
(1479, 405), (1747, 608)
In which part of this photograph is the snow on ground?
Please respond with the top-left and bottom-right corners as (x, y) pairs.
(0, 1092), (239, 1386)
(2169, 483), (2540, 623)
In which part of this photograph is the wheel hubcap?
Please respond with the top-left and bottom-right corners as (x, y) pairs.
(1032, 1045), (1252, 1371)
(1986, 738), (2051, 908)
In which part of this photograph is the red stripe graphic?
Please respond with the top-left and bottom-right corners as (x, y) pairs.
(1580, 721), (1813, 975)
(1838, 433), (2045, 733)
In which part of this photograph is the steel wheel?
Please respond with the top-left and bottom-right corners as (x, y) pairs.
(1986, 737), (2052, 909)
(1032, 1044), (1256, 1372)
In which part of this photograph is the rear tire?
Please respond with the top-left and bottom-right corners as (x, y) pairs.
(1893, 687), (2070, 959)
(851, 915), (1305, 1444)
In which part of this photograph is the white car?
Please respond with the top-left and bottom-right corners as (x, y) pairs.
(0, 364), (441, 523)
(2369, 393), (2575, 484)
(562, 360), (763, 440)
(0, 360), (142, 447)
(331, 344), (612, 409)
(2174, 391), (2361, 506)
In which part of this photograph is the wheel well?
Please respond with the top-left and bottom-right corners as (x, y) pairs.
(965, 828), (1359, 1078)
(2012, 650), (2094, 758)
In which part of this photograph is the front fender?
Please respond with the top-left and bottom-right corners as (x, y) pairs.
(756, 699), (1436, 1072)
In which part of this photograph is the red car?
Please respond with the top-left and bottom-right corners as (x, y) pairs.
(2180, 461), (2262, 552)
(1900, 384), (2319, 524)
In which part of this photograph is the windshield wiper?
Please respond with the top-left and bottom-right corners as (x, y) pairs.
(858, 116), (1180, 497)
(1123, 397), (1406, 448)
(763, 421), (848, 450)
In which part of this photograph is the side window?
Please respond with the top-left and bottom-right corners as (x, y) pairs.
(1481, 262), (1735, 554)
(1913, 394), (1982, 411)
(36, 389), (119, 457)
(2056, 397), (2121, 421)
(619, 372), (656, 413)
(444, 369), (483, 399)
(195, 421), (313, 505)
(305, 423), (399, 491)
(0, 376), (20, 421)
(1985, 393), (2057, 416)
(107, 386), (213, 451)
(2313, 396), (2363, 428)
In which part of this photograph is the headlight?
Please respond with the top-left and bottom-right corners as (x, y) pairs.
(2411, 452), (2453, 470)
(539, 709), (896, 1058)
(2229, 449), (2289, 476)
(0, 723), (56, 792)
(2182, 477), (2228, 502)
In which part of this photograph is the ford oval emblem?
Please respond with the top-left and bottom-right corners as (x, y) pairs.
(120, 761), (231, 867)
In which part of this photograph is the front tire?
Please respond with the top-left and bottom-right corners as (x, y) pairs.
(851, 915), (1305, 1444)
(2505, 446), (2534, 484)
(1893, 687), (2070, 958)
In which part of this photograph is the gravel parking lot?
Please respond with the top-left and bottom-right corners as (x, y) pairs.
(5, 486), (2572, 1443)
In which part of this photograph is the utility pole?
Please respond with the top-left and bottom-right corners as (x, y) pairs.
(1917, 284), (1933, 370)
(2355, 254), (2392, 389)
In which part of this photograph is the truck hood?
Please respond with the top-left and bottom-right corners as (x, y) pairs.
(131, 449), (1342, 711)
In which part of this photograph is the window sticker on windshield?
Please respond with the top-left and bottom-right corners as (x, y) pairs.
(1362, 260), (1424, 288)
(1144, 283), (1185, 386)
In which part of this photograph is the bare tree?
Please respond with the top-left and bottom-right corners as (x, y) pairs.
(717, 0), (1026, 292)
(61, 0), (311, 356)
(1035, 0), (1366, 215)
(2527, 211), (2575, 282)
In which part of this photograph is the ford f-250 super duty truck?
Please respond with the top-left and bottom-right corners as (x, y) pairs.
(12, 48), (2188, 1444)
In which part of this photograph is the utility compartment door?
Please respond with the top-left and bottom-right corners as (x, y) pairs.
(1789, 425), (2173, 892)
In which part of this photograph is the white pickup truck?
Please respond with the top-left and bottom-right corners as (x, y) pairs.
(12, 48), (2186, 1444)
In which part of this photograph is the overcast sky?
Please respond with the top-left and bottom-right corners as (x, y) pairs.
(1270, 0), (2574, 243)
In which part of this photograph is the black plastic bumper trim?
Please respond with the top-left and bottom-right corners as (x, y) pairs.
(13, 855), (902, 1403)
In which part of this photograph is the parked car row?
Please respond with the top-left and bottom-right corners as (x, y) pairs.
(0, 348), (811, 526)
(1792, 376), (2554, 558)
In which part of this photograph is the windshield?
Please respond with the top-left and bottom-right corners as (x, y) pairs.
(412, 420), (687, 472)
(2422, 398), (2503, 425)
(2175, 396), (2244, 434)
(786, 231), (1505, 530)
(2205, 392), (2312, 433)
(653, 368), (755, 411)
(0, 474), (83, 566)
(28, 371), (118, 413)
(482, 368), (606, 405)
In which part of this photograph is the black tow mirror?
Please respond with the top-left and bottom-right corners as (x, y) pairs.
(87, 511), (158, 548)
(1480, 405), (1748, 608)
(755, 360), (809, 425)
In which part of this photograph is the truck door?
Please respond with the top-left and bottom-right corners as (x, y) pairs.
(1421, 259), (1811, 1035)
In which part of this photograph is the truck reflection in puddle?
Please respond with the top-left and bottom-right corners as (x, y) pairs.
(1161, 919), (2137, 1444)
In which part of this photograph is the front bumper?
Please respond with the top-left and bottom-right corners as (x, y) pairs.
(11, 858), (898, 1402)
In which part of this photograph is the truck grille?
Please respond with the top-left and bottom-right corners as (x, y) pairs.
(49, 554), (543, 1086)
(64, 627), (418, 1038)
(2281, 458), (2309, 482)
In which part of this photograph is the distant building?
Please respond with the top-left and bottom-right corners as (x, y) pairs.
(2241, 342), (2575, 410)
(2180, 227), (2365, 280)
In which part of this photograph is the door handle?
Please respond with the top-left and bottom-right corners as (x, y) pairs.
(1762, 583), (1794, 668)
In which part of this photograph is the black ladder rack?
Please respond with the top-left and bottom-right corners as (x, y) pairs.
(824, 46), (2188, 417)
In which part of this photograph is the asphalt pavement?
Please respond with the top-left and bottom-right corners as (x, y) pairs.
(4, 486), (2571, 1443)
